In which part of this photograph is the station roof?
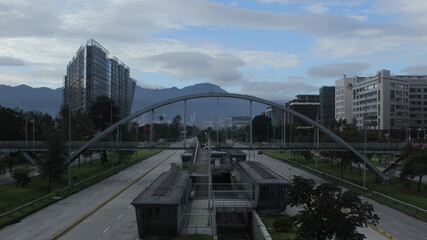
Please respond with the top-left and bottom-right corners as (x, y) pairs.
(131, 170), (189, 206)
(237, 161), (291, 186)
(226, 149), (247, 158)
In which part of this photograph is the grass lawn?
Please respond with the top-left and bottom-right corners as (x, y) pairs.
(260, 215), (297, 240)
(0, 149), (160, 226)
(264, 150), (427, 219)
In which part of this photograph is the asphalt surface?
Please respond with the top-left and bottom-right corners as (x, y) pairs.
(254, 151), (427, 240)
(0, 150), (182, 240)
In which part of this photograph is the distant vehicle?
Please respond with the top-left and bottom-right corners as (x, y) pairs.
(257, 151), (263, 155)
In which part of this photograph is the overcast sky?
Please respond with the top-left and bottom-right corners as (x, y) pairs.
(1, 0), (427, 101)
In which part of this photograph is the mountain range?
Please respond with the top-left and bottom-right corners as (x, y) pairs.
(0, 83), (268, 124)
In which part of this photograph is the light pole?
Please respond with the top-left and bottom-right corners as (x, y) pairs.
(31, 119), (35, 147)
(25, 115), (28, 149)
(417, 128), (422, 139)
(362, 95), (367, 188)
(346, 75), (367, 188)
(68, 107), (72, 188)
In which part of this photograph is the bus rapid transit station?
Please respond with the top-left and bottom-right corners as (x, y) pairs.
(131, 145), (291, 239)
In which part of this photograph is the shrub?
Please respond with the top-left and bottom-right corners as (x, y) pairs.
(273, 217), (293, 233)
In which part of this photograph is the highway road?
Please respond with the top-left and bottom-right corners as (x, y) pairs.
(254, 151), (427, 240)
(1, 150), (182, 240)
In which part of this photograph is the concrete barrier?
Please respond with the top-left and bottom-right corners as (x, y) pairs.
(251, 211), (272, 240)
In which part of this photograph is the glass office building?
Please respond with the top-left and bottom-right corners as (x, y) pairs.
(319, 86), (336, 129)
(64, 39), (136, 119)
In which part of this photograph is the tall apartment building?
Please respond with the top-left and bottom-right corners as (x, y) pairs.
(334, 77), (354, 123)
(284, 94), (320, 128)
(335, 70), (427, 135)
(64, 39), (136, 119)
(264, 106), (284, 128)
(319, 86), (335, 129)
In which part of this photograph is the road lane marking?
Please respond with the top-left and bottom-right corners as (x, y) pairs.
(393, 221), (406, 228)
(117, 214), (122, 220)
(15, 232), (28, 239)
(128, 205), (132, 209)
(49, 150), (178, 240)
(65, 207), (72, 212)
(420, 235), (427, 239)
(44, 217), (54, 224)
(103, 226), (110, 233)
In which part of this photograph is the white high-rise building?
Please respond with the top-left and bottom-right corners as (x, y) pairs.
(335, 70), (427, 136)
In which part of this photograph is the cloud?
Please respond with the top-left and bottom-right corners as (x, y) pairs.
(143, 51), (245, 85)
(312, 35), (427, 58)
(307, 62), (370, 78)
(400, 65), (427, 75)
(302, 4), (329, 14)
(239, 80), (318, 100)
(0, 56), (26, 66)
(0, 1), (62, 37)
(373, 0), (427, 26)
(0, 64), (65, 88)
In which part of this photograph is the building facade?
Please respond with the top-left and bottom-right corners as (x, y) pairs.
(284, 94), (320, 128)
(335, 69), (427, 136)
(232, 116), (251, 128)
(319, 86), (335, 129)
(64, 39), (136, 119)
(334, 76), (354, 123)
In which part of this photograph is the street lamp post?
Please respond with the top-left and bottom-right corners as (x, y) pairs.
(68, 107), (72, 187)
(346, 75), (367, 188)
(363, 95), (367, 188)
(31, 119), (35, 147)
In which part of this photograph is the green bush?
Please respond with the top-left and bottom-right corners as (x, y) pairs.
(273, 217), (293, 233)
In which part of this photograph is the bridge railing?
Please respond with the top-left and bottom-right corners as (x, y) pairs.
(0, 141), (405, 151)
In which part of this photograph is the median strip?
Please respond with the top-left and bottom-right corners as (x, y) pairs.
(49, 151), (178, 240)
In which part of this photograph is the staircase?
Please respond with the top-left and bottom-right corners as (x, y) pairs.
(381, 155), (403, 177)
(21, 152), (43, 172)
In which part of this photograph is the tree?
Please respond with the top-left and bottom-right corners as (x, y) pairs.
(400, 149), (427, 192)
(252, 115), (273, 142)
(41, 131), (68, 193)
(12, 168), (31, 187)
(89, 96), (120, 131)
(0, 106), (25, 140)
(0, 156), (17, 173)
(288, 176), (379, 240)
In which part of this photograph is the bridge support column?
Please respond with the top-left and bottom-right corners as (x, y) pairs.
(150, 110), (154, 147)
(184, 100), (187, 148)
(217, 97), (219, 145)
(283, 110), (286, 148)
(250, 100), (253, 149)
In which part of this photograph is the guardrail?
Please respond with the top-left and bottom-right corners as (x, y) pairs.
(279, 156), (368, 192)
(2, 153), (153, 221)
(273, 155), (427, 218)
(371, 191), (427, 215)
(0, 194), (52, 219)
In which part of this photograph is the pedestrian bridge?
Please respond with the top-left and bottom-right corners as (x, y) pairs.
(0, 93), (396, 183)
(0, 140), (404, 153)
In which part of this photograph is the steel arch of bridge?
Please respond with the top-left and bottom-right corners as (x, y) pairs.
(68, 92), (388, 182)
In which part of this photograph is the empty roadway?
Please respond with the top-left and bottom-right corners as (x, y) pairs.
(1, 150), (182, 240)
